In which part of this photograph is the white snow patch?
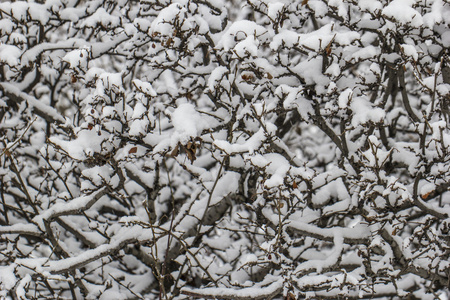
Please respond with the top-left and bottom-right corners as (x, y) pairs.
(382, 0), (424, 27)
(171, 103), (209, 142)
(267, 2), (285, 20)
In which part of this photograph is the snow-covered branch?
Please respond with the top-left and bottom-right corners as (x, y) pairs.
(0, 0), (449, 299)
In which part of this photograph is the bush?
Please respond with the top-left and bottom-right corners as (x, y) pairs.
(0, 0), (449, 299)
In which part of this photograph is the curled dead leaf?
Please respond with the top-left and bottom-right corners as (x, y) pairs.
(170, 144), (180, 157)
(185, 147), (196, 163)
(241, 73), (254, 82)
(326, 44), (332, 56)
(421, 191), (433, 200)
(165, 37), (173, 46)
(286, 292), (296, 300)
(129, 147), (138, 154)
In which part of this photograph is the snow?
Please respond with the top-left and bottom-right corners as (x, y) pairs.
(233, 35), (259, 58)
(150, 3), (191, 36)
(33, 187), (108, 229)
(314, 179), (350, 208)
(307, 0), (328, 17)
(0, 0), (448, 299)
(293, 230), (344, 273)
(267, 2), (285, 20)
(218, 20), (269, 51)
(214, 127), (267, 154)
(329, 0), (348, 18)
(16, 274), (32, 299)
(0, 2), (51, 23)
(97, 72), (124, 94)
(59, 7), (86, 22)
(63, 48), (90, 69)
(0, 44), (21, 66)
(131, 103), (147, 120)
(401, 44), (418, 61)
(298, 24), (334, 51)
(287, 218), (370, 243)
(325, 63), (340, 77)
(42, 225), (148, 274)
(338, 88), (353, 108)
(261, 153), (290, 188)
(358, 0), (382, 12)
(293, 57), (329, 90)
(0, 19), (14, 35)
(382, 0), (424, 27)
(129, 119), (149, 136)
(82, 165), (115, 186)
(350, 97), (385, 126)
(423, 0), (445, 28)
(351, 45), (378, 61)
(133, 79), (157, 97)
(181, 278), (283, 299)
(49, 128), (106, 160)
(79, 7), (121, 28)
(0, 266), (16, 298)
(171, 103), (208, 140)
(270, 30), (300, 50)
(208, 66), (229, 91)
(209, 171), (240, 205)
(0, 82), (66, 124)
(0, 223), (41, 236)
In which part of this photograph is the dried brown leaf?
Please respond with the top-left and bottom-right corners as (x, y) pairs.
(129, 147), (138, 154)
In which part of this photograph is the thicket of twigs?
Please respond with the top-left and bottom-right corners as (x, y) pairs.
(0, 0), (449, 299)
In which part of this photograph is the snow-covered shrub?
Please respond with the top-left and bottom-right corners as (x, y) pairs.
(0, 0), (449, 299)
